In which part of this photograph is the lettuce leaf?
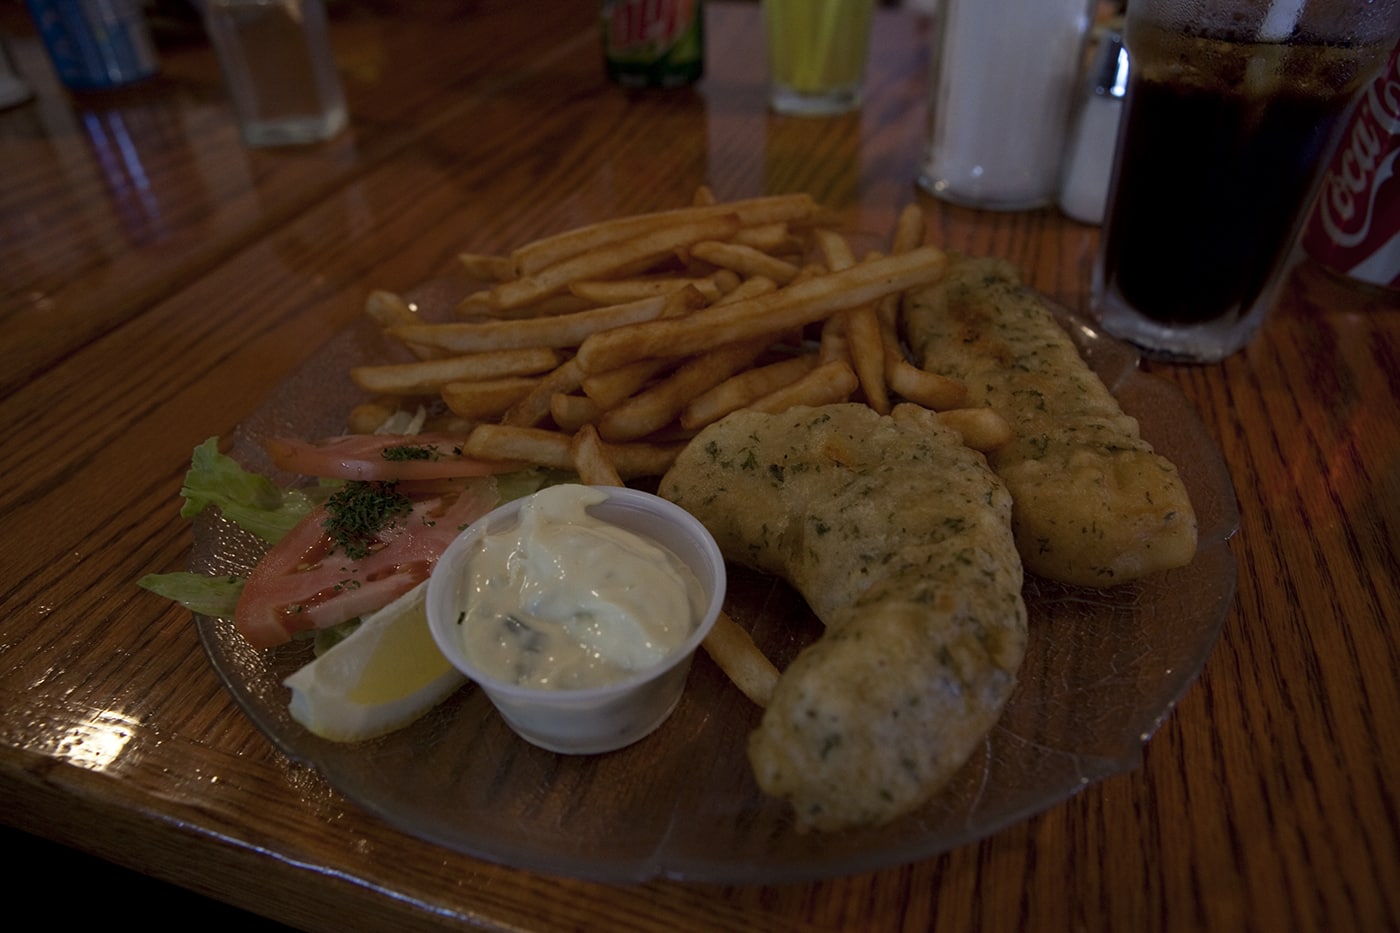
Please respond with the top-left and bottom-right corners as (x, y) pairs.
(178, 437), (317, 543)
(142, 439), (551, 623)
(140, 438), (320, 617)
(137, 571), (244, 617)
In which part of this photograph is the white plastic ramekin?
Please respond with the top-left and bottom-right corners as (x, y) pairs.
(426, 485), (725, 754)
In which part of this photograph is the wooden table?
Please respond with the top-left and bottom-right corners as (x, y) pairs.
(2, 2), (1396, 930)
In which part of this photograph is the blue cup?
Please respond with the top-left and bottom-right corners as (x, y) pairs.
(25, 0), (159, 90)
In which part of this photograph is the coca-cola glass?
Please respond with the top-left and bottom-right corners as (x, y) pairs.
(1092, 0), (1400, 363)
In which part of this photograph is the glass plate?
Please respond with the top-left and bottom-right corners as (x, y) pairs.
(194, 268), (1240, 884)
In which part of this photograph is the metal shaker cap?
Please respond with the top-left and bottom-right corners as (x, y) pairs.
(1090, 31), (1129, 99)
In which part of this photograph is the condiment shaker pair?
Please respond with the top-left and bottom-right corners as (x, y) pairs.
(917, 0), (1126, 224)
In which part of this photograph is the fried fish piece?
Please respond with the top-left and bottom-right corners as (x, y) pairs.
(659, 403), (1026, 832)
(904, 257), (1197, 587)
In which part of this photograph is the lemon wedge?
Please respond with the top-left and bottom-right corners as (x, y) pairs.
(283, 581), (467, 742)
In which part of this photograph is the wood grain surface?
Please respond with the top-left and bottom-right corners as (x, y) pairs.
(1, 2), (1396, 931)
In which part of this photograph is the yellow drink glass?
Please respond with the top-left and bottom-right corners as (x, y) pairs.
(763, 0), (875, 115)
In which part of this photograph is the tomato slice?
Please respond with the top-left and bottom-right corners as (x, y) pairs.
(266, 433), (522, 481)
(234, 478), (498, 649)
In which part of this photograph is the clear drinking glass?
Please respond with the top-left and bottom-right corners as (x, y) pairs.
(204, 0), (348, 147)
(763, 0), (874, 116)
(1092, 0), (1400, 362)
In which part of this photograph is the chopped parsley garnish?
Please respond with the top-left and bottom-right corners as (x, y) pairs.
(322, 481), (412, 559)
(381, 443), (440, 462)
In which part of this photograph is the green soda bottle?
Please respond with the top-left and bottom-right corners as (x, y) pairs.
(602, 0), (705, 88)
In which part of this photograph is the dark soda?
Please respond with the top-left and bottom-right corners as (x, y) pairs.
(1096, 23), (1387, 349)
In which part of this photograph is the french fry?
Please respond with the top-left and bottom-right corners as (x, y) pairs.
(812, 228), (855, 270)
(885, 348), (968, 410)
(680, 354), (818, 431)
(575, 247), (948, 374)
(501, 357), (586, 428)
(464, 424), (684, 478)
(364, 289), (422, 329)
(570, 424), (624, 486)
(463, 424), (574, 469)
(709, 268), (744, 296)
(597, 337), (771, 442)
(747, 360), (859, 414)
(702, 612), (780, 707)
(691, 185), (717, 207)
(568, 273), (728, 305)
(876, 289), (902, 345)
(577, 278), (777, 417)
(689, 240), (800, 284)
(892, 202), (926, 254)
(509, 193), (822, 276)
(730, 222), (801, 255)
(475, 293), (597, 319)
(351, 347), (560, 395)
(814, 231), (889, 413)
(440, 377), (540, 421)
(844, 304), (889, 413)
(455, 289), (498, 317)
(880, 205), (927, 337)
(937, 407), (1014, 452)
(819, 314), (849, 365)
(365, 290), (444, 360)
(458, 252), (516, 282)
(347, 397), (407, 435)
(712, 273), (778, 305)
(550, 392), (603, 432)
(494, 214), (744, 308)
(600, 437), (688, 477)
(581, 358), (673, 409)
(884, 264), (941, 342)
(392, 288), (705, 355)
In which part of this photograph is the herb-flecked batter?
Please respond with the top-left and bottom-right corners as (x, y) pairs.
(659, 404), (1026, 832)
(905, 257), (1198, 586)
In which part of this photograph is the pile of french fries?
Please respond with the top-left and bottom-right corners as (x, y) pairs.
(347, 188), (1014, 707)
(350, 189), (1010, 474)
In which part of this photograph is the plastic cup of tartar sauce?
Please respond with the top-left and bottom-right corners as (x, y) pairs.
(426, 484), (726, 754)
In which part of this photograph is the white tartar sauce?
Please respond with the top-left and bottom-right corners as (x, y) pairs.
(457, 484), (703, 690)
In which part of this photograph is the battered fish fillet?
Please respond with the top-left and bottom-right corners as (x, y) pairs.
(904, 257), (1197, 587)
(658, 404), (1026, 832)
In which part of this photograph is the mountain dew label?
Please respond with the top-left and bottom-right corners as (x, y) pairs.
(602, 0), (704, 88)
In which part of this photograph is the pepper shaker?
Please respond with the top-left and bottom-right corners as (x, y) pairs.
(1058, 28), (1129, 224)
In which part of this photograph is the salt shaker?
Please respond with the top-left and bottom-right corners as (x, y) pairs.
(918, 0), (1096, 210)
(1058, 29), (1129, 224)
(203, 0), (347, 147)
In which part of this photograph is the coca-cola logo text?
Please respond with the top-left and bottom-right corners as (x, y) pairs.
(607, 0), (697, 52)
(1313, 47), (1400, 247)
